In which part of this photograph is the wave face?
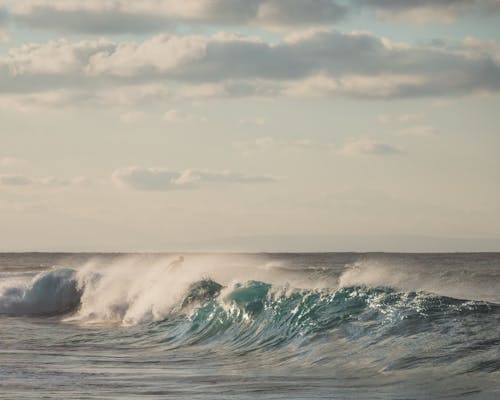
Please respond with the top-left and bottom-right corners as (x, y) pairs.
(152, 280), (499, 354)
(1, 253), (499, 399)
(0, 268), (80, 315)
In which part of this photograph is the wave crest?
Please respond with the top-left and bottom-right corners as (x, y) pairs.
(152, 282), (498, 352)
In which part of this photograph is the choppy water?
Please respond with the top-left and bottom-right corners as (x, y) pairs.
(0, 252), (499, 399)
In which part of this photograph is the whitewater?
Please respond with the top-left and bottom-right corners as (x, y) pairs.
(0, 253), (499, 399)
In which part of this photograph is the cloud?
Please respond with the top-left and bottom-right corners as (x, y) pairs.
(3, 0), (499, 35)
(7, 0), (348, 34)
(180, 80), (282, 99)
(96, 84), (170, 107)
(0, 85), (170, 111)
(163, 109), (207, 123)
(237, 136), (315, 155)
(38, 176), (76, 187)
(85, 35), (207, 77)
(0, 174), (33, 186)
(163, 109), (182, 122)
(0, 30), (499, 107)
(359, 0), (500, 24)
(255, 0), (348, 27)
(112, 166), (275, 191)
(462, 36), (500, 63)
(0, 89), (89, 111)
(10, 1), (177, 34)
(257, 137), (315, 149)
(239, 117), (266, 126)
(339, 139), (404, 156)
(255, 136), (275, 150)
(398, 125), (439, 137)
(283, 74), (432, 99)
(378, 113), (426, 124)
(5, 38), (115, 76)
(374, 114), (439, 136)
(119, 111), (146, 123)
(0, 174), (90, 188)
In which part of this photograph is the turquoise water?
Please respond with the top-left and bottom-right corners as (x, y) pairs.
(1, 253), (499, 399)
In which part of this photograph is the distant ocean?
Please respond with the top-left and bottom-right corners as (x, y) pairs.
(1, 252), (499, 399)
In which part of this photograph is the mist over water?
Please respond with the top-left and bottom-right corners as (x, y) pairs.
(1, 252), (499, 399)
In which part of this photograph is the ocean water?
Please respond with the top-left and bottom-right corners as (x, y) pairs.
(0, 252), (499, 399)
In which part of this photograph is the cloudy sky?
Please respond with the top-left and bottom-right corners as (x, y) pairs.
(1, 0), (499, 251)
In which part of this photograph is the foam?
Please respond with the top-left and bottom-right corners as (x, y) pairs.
(338, 259), (500, 303)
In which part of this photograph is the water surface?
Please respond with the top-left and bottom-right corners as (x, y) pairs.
(1, 253), (499, 399)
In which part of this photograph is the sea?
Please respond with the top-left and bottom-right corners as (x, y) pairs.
(0, 252), (499, 399)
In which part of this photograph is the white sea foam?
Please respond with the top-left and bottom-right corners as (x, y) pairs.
(68, 254), (311, 325)
(338, 259), (500, 303)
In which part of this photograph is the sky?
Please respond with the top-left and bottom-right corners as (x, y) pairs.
(0, 0), (499, 252)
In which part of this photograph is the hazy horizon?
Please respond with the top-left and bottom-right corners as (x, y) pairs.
(3, 234), (500, 253)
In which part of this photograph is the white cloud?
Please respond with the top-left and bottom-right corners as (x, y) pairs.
(399, 125), (439, 137)
(112, 166), (275, 191)
(432, 99), (458, 108)
(163, 109), (207, 123)
(163, 109), (182, 122)
(119, 111), (146, 123)
(179, 83), (228, 99)
(378, 113), (426, 124)
(462, 36), (500, 63)
(85, 34), (207, 77)
(375, 113), (438, 136)
(0, 89), (87, 111)
(237, 136), (315, 155)
(255, 136), (274, 150)
(69, 176), (91, 186)
(0, 29), (499, 109)
(239, 117), (266, 126)
(96, 84), (170, 107)
(294, 139), (313, 147)
(6, 38), (113, 76)
(338, 139), (404, 156)
(284, 74), (430, 99)
(0, 173), (90, 188)
(0, 84), (170, 111)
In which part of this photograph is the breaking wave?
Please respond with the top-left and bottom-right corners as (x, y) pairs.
(0, 268), (80, 315)
(1, 255), (498, 354)
(2, 253), (499, 398)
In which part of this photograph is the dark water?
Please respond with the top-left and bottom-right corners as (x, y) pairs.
(0, 253), (499, 399)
